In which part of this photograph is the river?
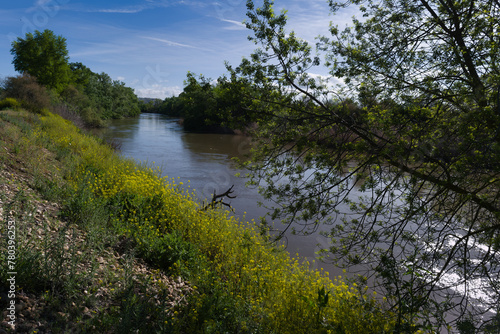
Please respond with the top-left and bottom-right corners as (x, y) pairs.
(98, 113), (341, 275)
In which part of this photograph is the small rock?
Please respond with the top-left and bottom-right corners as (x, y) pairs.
(15, 302), (26, 312)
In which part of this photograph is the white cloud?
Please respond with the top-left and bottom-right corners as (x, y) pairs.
(142, 36), (199, 49)
(36, 0), (51, 6)
(96, 7), (145, 14)
(88, 1), (210, 15)
(220, 19), (246, 31)
(308, 72), (345, 89)
(26, 0), (63, 14)
(142, 36), (215, 52)
(70, 42), (137, 59)
(135, 84), (183, 99)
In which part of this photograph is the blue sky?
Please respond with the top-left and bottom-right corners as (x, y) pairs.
(0, 0), (355, 98)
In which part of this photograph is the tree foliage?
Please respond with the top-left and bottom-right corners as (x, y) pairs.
(232, 0), (500, 331)
(82, 71), (140, 119)
(10, 29), (71, 93)
(141, 72), (255, 133)
(179, 73), (220, 132)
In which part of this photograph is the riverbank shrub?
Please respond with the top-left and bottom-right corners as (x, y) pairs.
(1, 109), (399, 332)
(1, 74), (52, 114)
(0, 98), (21, 110)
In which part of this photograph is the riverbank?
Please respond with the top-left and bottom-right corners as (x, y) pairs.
(0, 109), (398, 333)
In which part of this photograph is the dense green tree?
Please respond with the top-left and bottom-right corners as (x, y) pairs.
(140, 99), (163, 114)
(159, 96), (184, 116)
(152, 72), (257, 132)
(10, 30), (71, 92)
(233, 0), (500, 331)
(140, 73), (256, 132)
(110, 80), (141, 118)
(69, 62), (94, 90)
(81, 71), (140, 120)
(84, 72), (114, 117)
(177, 73), (219, 131)
(213, 73), (259, 130)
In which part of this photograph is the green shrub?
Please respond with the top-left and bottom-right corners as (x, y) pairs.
(138, 231), (200, 275)
(81, 106), (107, 128)
(39, 107), (50, 116)
(0, 97), (21, 110)
(1, 74), (51, 113)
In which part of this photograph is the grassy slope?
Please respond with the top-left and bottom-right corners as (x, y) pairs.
(0, 109), (397, 333)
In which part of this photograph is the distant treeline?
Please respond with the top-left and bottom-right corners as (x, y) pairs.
(1, 29), (140, 128)
(140, 72), (254, 133)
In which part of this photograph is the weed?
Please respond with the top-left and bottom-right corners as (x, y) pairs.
(0, 98), (21, 110)
(138, 231), (201, 276)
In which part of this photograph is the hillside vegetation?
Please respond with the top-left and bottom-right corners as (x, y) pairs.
(0, 107), (398, 333)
